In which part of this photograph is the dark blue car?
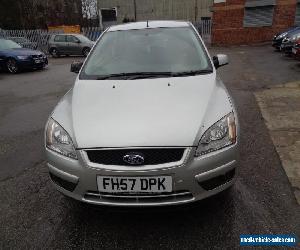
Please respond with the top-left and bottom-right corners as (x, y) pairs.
(0, 38), (48, 74)
(272, 26), (300, 50)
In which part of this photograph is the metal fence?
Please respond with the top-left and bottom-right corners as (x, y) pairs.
(0, 28), (63, 53)
(0, 20), (211, 53)
(82, 27), (103, 41)
(0, 27), (103, 53)
(194, 19), (212, 44)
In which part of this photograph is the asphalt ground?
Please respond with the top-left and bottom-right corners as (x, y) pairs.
(0, 46), (299, 249)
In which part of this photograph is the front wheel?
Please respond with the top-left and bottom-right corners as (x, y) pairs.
(50, 48), (59, 58)
(6, 58), (19, 74)
(83, 47), (90, 57)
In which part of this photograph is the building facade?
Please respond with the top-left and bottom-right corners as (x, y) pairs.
(98, 0), (213, 28)
(212, 0), (300, 45)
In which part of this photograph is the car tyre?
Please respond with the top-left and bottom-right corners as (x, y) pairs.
(6, 58), (19, 74)
(83, 47), (90, 57)
(50, 48), (60, 58)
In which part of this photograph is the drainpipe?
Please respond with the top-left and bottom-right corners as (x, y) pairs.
(195, 0), (198, 22)
(98, 9), (103, 30)
(133, 0), (137, 21)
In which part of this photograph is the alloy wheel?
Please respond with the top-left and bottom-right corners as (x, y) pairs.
(51, 48), (58, 57)
(6, 59), (18, 74)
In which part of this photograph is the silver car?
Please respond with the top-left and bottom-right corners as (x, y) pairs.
(48, 34), (94, 57)
(45, 21), (239, 207)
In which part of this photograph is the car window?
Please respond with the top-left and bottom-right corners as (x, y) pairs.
(0, 39), (22, 50)
(81, 27), (212, 78)
(67, 35), (79, 43)
(54, 35), (66, 42)
(76, 35), (91, 43)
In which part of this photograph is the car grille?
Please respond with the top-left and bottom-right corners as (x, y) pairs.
(31, 54), (44, 59)
(83, 190), (194, 205)
(86, 148), (186, 166)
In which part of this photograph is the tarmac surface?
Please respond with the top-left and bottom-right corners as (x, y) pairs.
(0, 46), (299, 249)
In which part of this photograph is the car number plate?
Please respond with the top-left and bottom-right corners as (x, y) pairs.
(97, 176), (172, 193)
(34, 59), (41, 63)
(292, 48), (297, 54)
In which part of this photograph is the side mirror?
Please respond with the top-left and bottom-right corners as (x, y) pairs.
(213, 54), (229, 69)
(70, 61), (83, 74)
(76, 40), (81, 43)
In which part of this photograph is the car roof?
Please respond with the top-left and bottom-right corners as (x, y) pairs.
(107, 20), (191, 32)
(287, 28), (300, 37)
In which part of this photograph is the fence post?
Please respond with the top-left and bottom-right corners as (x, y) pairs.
(0, 28), (5, 38)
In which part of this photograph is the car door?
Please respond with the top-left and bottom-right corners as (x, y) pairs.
(54, 35), (68, 54)
(66, 35), (81, 55)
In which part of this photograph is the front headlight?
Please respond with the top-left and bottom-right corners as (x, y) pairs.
(45, 119), (77, 159)
(17, 55), (29, 60)
(195, 112), (237, 157)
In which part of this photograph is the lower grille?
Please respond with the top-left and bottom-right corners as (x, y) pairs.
(32, 54), (44, 59)
(49, 173), (78, 192)
(86, 148), (185, 166)
(84, 190), (194, 205)
(199, 169), (235, 191)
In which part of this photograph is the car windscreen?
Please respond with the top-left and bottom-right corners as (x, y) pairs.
(288, 29), (300, 38)
(80, 27), (212, 79)
(0, 39), (22, 50)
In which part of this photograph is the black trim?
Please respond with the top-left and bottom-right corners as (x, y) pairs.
(49, 173), (78, 192)
(86, 148), (185, 166)
(198, 169), (235, 191)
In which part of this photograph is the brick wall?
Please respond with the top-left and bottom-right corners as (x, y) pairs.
(212, 0), (297, 45)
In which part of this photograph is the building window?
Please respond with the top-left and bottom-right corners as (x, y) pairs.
(101, 8), (117, 22)
(295, 3), (300, 25)
(243, 0), (276, 27)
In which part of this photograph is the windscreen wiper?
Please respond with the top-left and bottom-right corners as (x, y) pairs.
(96, 70), (213, 80)
(171, 69), (213, 77)
(127, 69), (214, 79)
(96, 72), (173, 80)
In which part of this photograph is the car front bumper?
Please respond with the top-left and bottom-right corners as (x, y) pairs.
(46, 144), (239, 207)
(292, 47), (300, 57)
(281, 43), (294, 53)
(18, 58), (48, 70)
(272, 39), (282, 48)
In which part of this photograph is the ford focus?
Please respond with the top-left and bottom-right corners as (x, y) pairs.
(45, 21), (239, 206)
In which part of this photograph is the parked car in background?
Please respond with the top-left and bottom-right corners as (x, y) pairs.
(272, 26), (299, 51)
(0, 38), (48, 74)
(280, 28), (300, 54)
(45, 21), (239, 207)
(292, 39), (300, 59)
(8, 37), (38, 50)
(48, 34), (94, 57)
